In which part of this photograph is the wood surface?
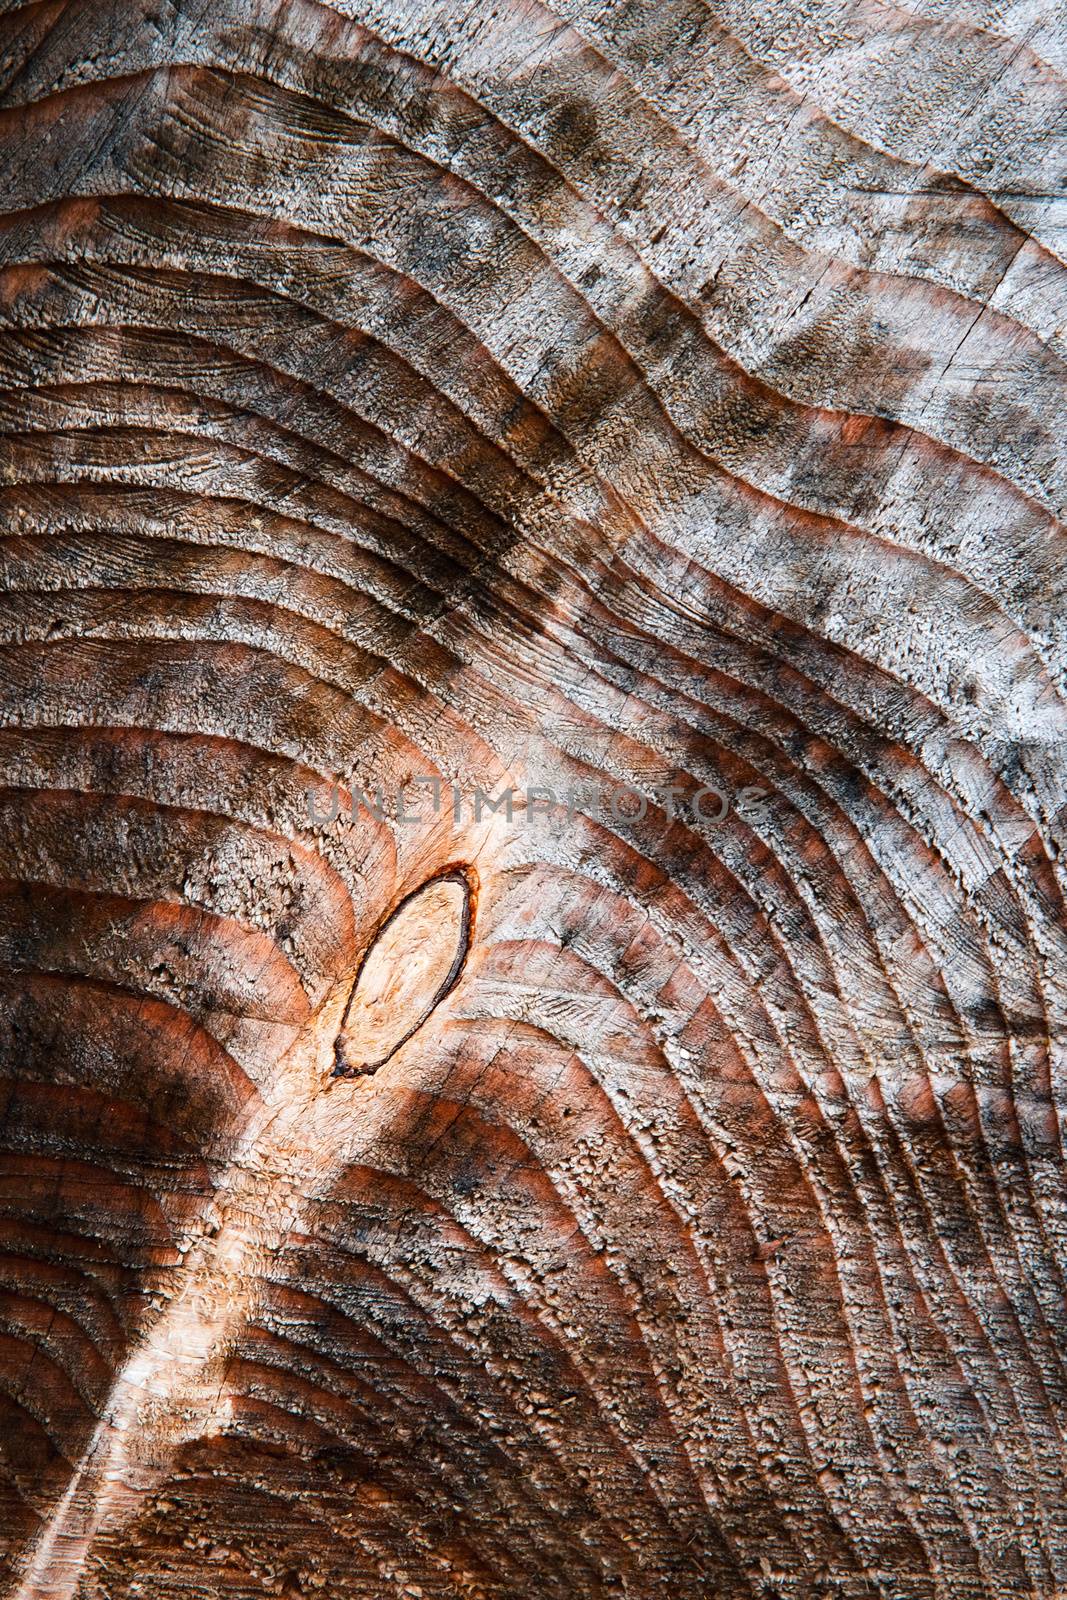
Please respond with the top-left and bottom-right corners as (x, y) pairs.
(0, 0), (1064, 1594)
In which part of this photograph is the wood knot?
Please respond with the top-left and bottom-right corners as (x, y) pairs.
(332, 868), (474, 1078)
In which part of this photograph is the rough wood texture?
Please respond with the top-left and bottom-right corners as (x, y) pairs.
(0, 0), (1064, 1594)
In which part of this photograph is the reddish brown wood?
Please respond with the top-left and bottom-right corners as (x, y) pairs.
(0, 0), (1063, 1595)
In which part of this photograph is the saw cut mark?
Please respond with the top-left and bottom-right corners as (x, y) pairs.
(332, 868), (473, 1077)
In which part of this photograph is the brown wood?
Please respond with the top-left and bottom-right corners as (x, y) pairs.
(0, 0), (1063, 1595)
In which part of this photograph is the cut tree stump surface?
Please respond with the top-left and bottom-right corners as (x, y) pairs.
(0, 0), (1064, 1595)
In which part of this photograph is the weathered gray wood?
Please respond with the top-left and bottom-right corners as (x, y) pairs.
(0, 0), (1064, 1594)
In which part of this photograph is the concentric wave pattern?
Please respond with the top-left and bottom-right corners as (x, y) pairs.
(0, 0), (1063, 1595)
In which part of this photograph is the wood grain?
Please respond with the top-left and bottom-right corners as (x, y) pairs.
(0, 0), (1063, 1594)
